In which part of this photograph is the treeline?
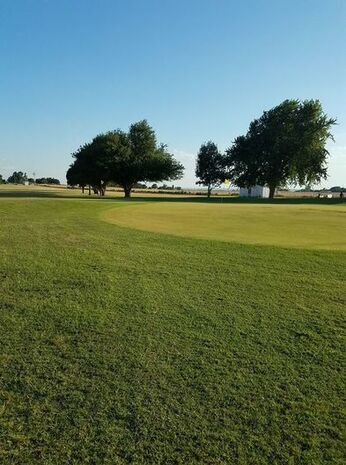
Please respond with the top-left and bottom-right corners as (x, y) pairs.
(34, 177), (60, 185)
(1, 171), (60, 185)
(195, 99), (336, 198)
(66, 99), (336, 199)
(67, 120), (183, 198)
(298, 186), (345, 193)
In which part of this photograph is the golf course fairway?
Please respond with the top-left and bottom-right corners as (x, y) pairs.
(0, 193), (345, 464)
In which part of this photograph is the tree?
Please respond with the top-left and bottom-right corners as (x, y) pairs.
(226, 99), (336, 198)
(7, 171), (28, 184)
(66, 160), (86, 192)
(0, 174), (5, 184)
(66, 136), (113, 195)
(108, 121), (184, 198)
(35, 177), (60, 185)
(330, 186), (346, 193)
(195, 141), (225, 197)
(67, 120), (184, 198)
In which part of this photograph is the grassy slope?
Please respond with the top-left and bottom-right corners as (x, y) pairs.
(0, 196), (345, 464)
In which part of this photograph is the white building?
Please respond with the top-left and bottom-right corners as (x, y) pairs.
(239, 185), (270, 198)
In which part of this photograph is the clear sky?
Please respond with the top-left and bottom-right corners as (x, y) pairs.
(0, 0), (345, 187)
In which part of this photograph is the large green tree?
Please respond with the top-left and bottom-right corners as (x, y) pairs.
(226, 99), (336, 198)
(7, 171), (28, 184)
(67, 121), (184, 198)
(66, 160), (87, 193)
(67, 135), (116, 195)
(195, 141), (225, 197)
(106, 121), (184, 198)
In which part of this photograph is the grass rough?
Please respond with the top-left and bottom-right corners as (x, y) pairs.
(0, 192), (345, 464)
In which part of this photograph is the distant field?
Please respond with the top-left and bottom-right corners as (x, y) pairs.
(0, 183), (339, 198)
(104, 202), (346, 250)
(0, 188), (345, 464)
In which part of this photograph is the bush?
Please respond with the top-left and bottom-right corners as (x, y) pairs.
(35, 177), (60, 185)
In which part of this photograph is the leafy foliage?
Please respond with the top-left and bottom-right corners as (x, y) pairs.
(7, 171), (28, 184)
(195, 141), (226, 197)
(67, 121), (184, 197)
(226, 100), (336, 197)
(35, 177), (60, 185)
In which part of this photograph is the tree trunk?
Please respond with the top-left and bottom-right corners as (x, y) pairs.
(269, 185), (276, 199)
(82, 186), (85, 194)
(100, 182), (107, 196)
(207, 185), (212, 198)
(124, 186), (132, 198)
(88, 185), (91, 195)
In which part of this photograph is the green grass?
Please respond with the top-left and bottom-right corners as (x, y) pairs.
(0, 191), (345, 464)
(104, 201), (346, 250)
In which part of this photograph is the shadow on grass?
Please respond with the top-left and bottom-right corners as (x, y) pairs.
(0, 188), (344, 205)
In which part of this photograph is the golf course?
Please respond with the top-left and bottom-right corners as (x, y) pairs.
(0, 187), (345, 464)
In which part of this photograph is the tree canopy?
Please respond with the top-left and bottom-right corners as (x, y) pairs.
(195, 141), (225, 197)
(226, 99), (336, 198)
(67, 120), (184, 197)
(7, 171), (28, 184)
(35, 177), (60, 185)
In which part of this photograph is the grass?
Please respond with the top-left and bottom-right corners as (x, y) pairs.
(0, 189), (345, 464)
(103, 201), (346, 250)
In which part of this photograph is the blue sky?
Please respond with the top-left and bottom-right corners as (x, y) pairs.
(0, 0), (345, 187)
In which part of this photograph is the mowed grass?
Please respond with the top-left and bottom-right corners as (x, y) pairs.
(0, 192), (345, 464)
(104, 202), (346, 250)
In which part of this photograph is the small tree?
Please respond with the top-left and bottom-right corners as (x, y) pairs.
(226, 99), (336, 198)
(0, 174), (5, 184)
(195, 141), (225, 197)
(7, 171), (28, 184)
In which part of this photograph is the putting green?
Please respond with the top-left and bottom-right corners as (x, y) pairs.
(104, 202), (346, 250)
